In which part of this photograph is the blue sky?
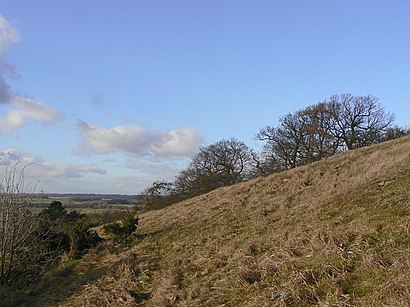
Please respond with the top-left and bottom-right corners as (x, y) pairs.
(1, 1), (409, 194)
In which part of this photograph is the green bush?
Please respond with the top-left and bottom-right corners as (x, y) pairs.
(103, 211), (139, 242)
(36, 201), (101, 260)
(67, 217), (101, 259)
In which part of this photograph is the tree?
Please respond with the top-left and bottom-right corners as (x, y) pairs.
(141, 139), (256, 205)
(325, 94), (394, 149)
(173, 138), (254, 198)
(257, 104), (340, 170)
(248, 150), (284, 177)
(298, 103), (341, 161)
(380, 126), (409, 142)
(67, 216), (100, 258)
(37, 202), (101, 259)
(0, 163), (36, 286)
(257, 94), (396, 174)
(193, 138), (253, 184)
(40, 200), (67, 221)
(141, 181), (176, 210)
(34, 201), (71, 267)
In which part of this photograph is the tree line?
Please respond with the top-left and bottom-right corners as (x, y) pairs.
(142, 94), (408, 209)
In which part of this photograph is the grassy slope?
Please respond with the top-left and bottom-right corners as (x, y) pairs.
(31, 136), (410, 306)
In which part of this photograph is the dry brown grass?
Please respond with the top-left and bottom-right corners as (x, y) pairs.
(57, 135), (410, 306)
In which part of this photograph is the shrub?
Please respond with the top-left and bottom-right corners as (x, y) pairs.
(103, 211), (139, 242)
(67, 217), (101, 258)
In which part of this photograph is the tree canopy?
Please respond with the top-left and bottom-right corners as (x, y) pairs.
(257, 94), (397, 169)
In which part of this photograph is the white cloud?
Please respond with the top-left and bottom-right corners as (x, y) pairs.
(0, 15), (20, 104)
(0, 149), (106, 179)
(37, 163), (106, 178)
(12, 97), (60, 123)
(0, 15), (20, 54)
(0, 15), (62, 134)
(152, 128), (203, 157)
(77, 120), (203, 158)
(0, 96), (62, 135)
(0, 148), (38, 166)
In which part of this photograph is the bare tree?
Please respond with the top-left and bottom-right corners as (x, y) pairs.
(141, 181), (177, 210)
(257, 94), (395, 175)
(381, 126), (409, 141)
(256, 123), (300, 170)
(0, 163), (36, 285)
(326, 94), (394, 149)
(248, 150), (283, 177)
(299, 103), (341, 161)
(256, 105), (339, 170)
(192, 138), (253, 184)
(173, 138), (254, 198)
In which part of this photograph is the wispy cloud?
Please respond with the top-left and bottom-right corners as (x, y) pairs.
(0, 15), (19, 54)
(0, 15), (20, 104)
(38, 163), (106, 178)
(0, 97), (62, 135)
(77, 120), (203, 158)
(0, 15), (62, 134)
(0, 149), (106, 179)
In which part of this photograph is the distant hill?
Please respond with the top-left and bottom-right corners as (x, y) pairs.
(30, 193), (144, 210)
(45, 193), (143, 201)
(25, 135), (410, 306)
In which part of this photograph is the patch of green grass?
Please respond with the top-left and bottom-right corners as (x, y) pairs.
(351, 269), (390, 298)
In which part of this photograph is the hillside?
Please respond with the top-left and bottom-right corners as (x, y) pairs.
(25, 136), (410, 306)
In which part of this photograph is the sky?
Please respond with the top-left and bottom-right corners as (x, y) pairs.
(1, 1), (409, 194)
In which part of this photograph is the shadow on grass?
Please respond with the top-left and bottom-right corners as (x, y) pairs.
(0, 249), (121, 307)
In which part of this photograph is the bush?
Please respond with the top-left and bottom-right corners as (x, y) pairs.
(103, 211), (139, 242)
(36, 202), (102, 260)
(67, 217), (101, 258)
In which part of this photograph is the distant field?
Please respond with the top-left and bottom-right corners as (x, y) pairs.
(29, 193), (143, 223)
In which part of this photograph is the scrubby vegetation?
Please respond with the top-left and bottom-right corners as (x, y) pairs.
(37, 201), (102, 259)
(0, 197), (102, 291)
(103, 210), (139, 242)
(0, 166), (106, 304)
